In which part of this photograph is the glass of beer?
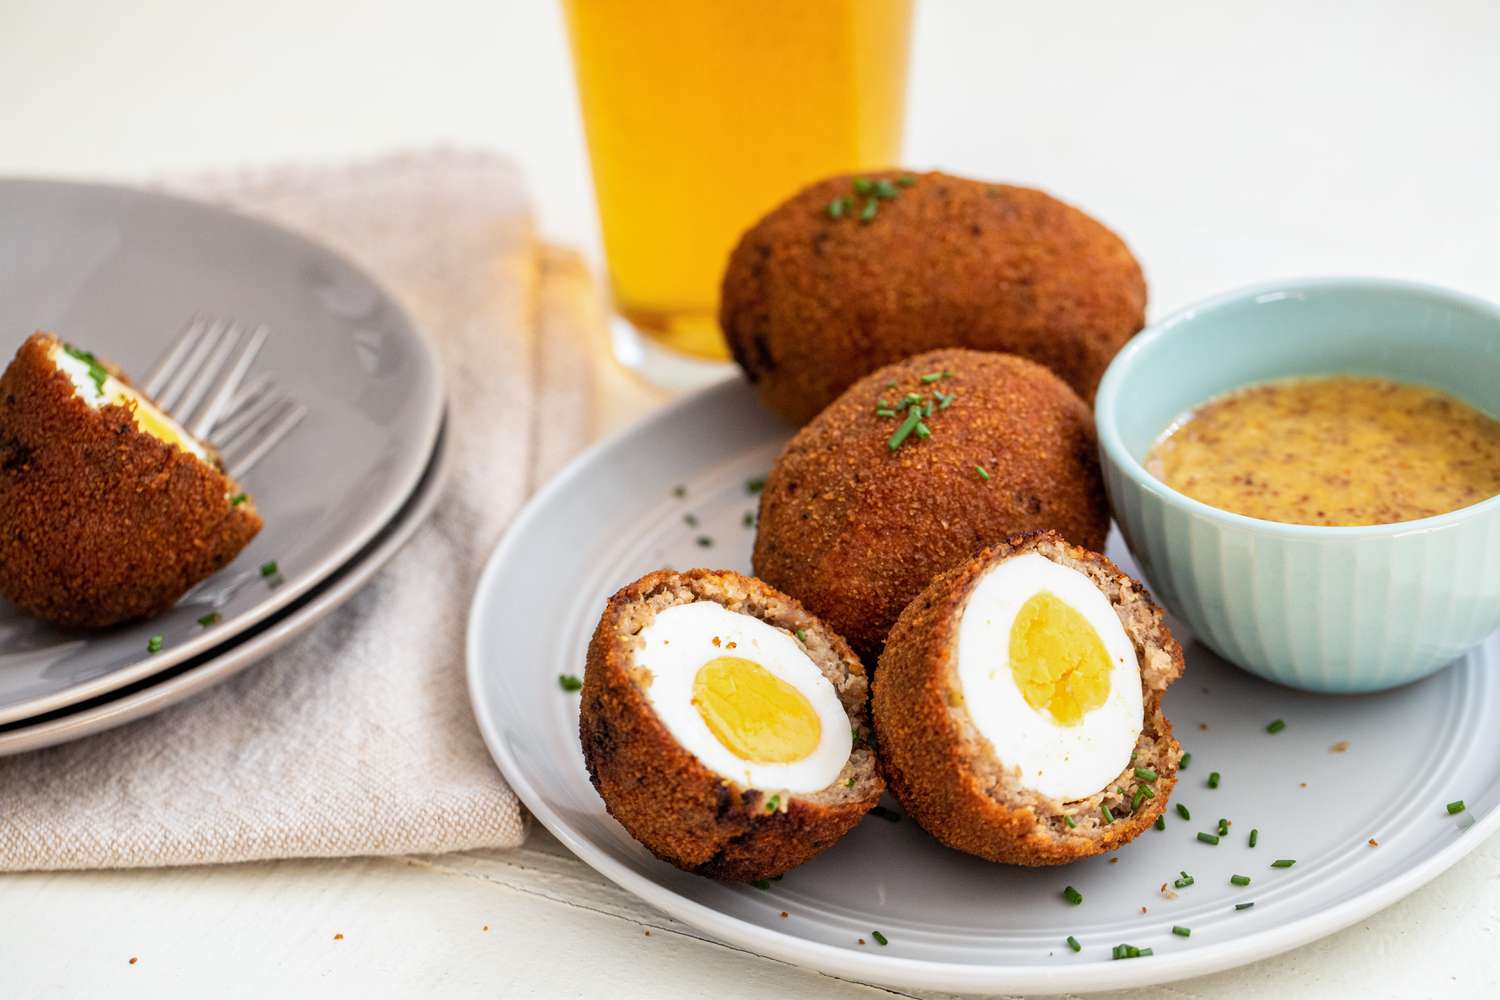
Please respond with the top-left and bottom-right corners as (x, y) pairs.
(563, 0), (913, 388)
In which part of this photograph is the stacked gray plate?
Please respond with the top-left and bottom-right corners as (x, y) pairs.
(0, 180), (445, 754)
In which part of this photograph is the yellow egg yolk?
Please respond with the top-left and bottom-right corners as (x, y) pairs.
(691, 656), (822, 764)
(1009, 591), (1112, 726)
(119, 391), (199, 454)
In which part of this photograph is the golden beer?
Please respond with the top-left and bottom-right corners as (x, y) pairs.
(564, 0), (912, 365)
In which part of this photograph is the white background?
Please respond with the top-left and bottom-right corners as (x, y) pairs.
(2, 1), (1499, 997)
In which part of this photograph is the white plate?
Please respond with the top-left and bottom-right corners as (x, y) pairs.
(468, 380), (1498, 995)
(0, 179), (443, 723)
(0, 417), (449, 756)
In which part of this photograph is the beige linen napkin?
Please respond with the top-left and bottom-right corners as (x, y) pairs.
(0, 150), (598, 870)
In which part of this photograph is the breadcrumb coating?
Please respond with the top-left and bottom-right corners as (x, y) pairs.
(721, 171), (1146, 424)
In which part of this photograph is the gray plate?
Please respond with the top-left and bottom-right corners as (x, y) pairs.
(467, 379), (1499, 995)
(0, 416), (449, 756)
(0, 179), (443, 724)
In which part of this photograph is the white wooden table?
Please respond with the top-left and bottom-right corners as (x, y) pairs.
(3, 2), (1499, 995)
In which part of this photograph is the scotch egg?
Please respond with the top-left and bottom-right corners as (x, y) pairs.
(873, 531), (1184, 865)
(580, 568), (883, 881)
(0, 332), (262, 627)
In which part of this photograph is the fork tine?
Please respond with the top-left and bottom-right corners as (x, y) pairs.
(173, 322), (242, 425)
(210, 377), (281, 444)
(189, 324), (268, 441)
(156, 318), (226, 412)
(215, 372), (275, 428)
(220, 399), (306, 475)
(144, 315), (209, 398)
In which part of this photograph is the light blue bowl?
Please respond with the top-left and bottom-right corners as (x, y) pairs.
(1096, 278), (1500, 692)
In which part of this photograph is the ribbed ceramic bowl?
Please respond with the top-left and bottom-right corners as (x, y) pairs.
(1096, 278), (1500, 692)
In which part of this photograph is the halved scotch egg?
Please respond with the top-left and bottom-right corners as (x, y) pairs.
(580, 569), (883, 881)
(0, 332), (262, 627)
(873, 531), (1184, 865)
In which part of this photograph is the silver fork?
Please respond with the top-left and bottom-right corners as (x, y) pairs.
(143, 315), (306, 474)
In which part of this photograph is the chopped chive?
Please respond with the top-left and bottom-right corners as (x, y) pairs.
(1173, 926), (1192, 939)
(1134, 767), (1158, 782)
(1236, 902), (1255, 911)
(794, 628), (807, 641)
(229, 492), (248, 506)
(1180, 752), (1191, 770)
(1217, 818), (1229, 836)
(870, 805), (900, 823)
(846, 777), (856, 788)
(1153, 815), (1166, 830)
(1131, 786), (1148, 810)
(1066, 935), (1081, 952)
(260, 560), (279, 578)
(1208, 771), (1221, 789)
(63, 345), (110, 398)
(146, 634), (163, 654)
(887, 407), (923, 451)
(1271, 859), (1296, 868)
(1230, 874), (1251, 886)
(975, 465), (991, 482)
(558, 674), (582, 692)
(859, 198), (878, 223)
(1101, 805), (1115, 825)
(919, 371), (951, 383)
(853, 177), (873, 194)
(1447, 800), (1467, 815)
(683, 513), (698, 527)
(1063, 814), (1076, 828)
(1173, 871), (1195, 888)
(696, 536), (713, 548)
(765, 794), (781, 813)
(897, 175), (917, 187)
(875, 408), (897, 418)
(871, 930), (888, 946)
(743, 511), (755, 527)
(1063, 885), (1083, 905)
(901, 392), (923, 407)
(745, 477), (765, 494)
(1177, 803), (1191, 821)
(826, 197), (848, 219)
(913, 421), (931, 439)
(1249, 828), (1259, 848)
(197, 612), (221, 628)
(1197, 832), (1220, 845)
(872, 179), (899, 200)
(1266, 719), (1286, 734)
(751, 878), (771, 890)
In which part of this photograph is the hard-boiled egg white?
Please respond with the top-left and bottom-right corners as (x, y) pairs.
(635, 601), (852, 794)
(52, 342), (209, 461)
(956, 553), (1142, 801)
